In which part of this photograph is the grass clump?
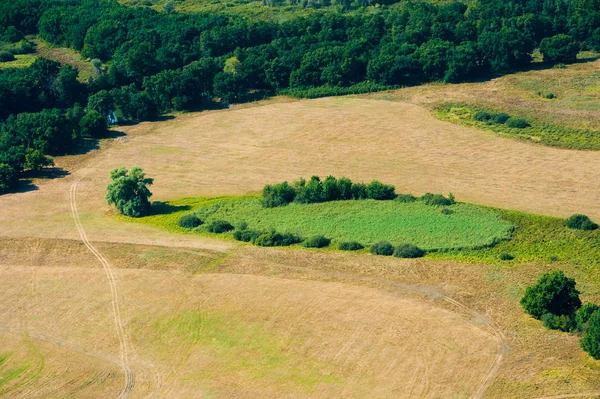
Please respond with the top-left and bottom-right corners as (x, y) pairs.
(499, 252), (514, 261)
(177, 214), (203, 229)
(338, 241), (364, 251)
(207, 220), (234, 234)
(302, 235), (331, 248)
(565, 214), (598, 231)
(393, 243), (425, 258)
(370, 241), (394, 256)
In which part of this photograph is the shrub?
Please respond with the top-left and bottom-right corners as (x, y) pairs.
(0, 51), (15, 62)
(541, 312), (574, 332)
(254, 230), (302, 247)
(207, 220), (234, 233)
(545, 93), (556, 99)
(566, 214), (598, 231)
(493, 113), (510, 124)
(581, 311), (600, 359)
(303, 235), (331, 248)
(499, 253), (514, 261)
(366, 180), (396, 200)
(505, 117), (530, 129)
(396, 194), (417, 203)
(262, 181), (296, 208)
(338, 241), (364, 251)
(420, 193), (455, 206)
(178, 214), (203, 229)
(575, 303), (600, 331)
(440, 208), (453, 215)
(474, 111), (492, 122)
(351, 182), (368, 200)
(370, 241), (394, 256)
(520, 270), (582, 320)
(233, 228), (261, 243)
(393, 243), (425, 258)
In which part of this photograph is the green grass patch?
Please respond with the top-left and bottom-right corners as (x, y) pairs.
(431, 210), (600, 270)
(0, 54), (36, 69)
(0, 352), (32, 394)
(133, 196), (513, 251)
(435, 103), (600, 150)
(148, 310), (339, 387)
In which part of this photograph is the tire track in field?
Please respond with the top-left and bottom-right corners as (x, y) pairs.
(267, 260), (508, 399)
(68, 137), (135, 399)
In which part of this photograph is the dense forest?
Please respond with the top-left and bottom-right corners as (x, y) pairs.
(1, 0), (599, 191)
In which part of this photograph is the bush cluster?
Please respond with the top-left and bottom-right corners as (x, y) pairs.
(521, 271), (600, 360)
(473, 109), (530, 129)
(420, 193), (455, 206)
(207, 220), (234, 234)
(302, 235), (331, 248)
(254, 230), (302, 247)
(262, 176), (396, 208)
(338, 241), (364, 251)
(178, 214), (203, 229)
(393, 243), (426, 258)
(505, 117), (531, 129)
(566, 214), (598, 231)
(371, 242), (425, 258)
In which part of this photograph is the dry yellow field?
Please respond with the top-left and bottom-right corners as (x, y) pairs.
(1, 95), (600, 397)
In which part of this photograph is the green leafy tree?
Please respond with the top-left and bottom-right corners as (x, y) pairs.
(24, 148), (54, 171)
(520, 271), (582, 320)
(105, 167), (154, 217)
(540, 34), (579, 64)
(581, 310), (600, 359)
(0, 163), (17, 193)
(79, 110), (107, 138)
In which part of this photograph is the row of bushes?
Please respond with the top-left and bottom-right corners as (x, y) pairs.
(521, 271), (600, 360)
(262, 176), (397, 208)
(178, 213), (424, 256)
(474, 110), (531, 129)
(262, 175), (456, 208)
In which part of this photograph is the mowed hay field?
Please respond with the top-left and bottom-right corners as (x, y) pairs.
(1, 93), (600, 397)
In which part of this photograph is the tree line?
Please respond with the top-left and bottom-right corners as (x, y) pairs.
(1, 0), (600, 191)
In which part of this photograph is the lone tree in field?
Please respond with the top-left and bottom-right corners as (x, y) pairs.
(520, 270), (581, 320)
(105, 167), (153, 217)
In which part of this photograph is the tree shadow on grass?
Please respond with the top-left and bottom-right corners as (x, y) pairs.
(151, 201), (192, 215)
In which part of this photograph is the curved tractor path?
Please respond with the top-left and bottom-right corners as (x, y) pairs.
(67, 137), (144, 398)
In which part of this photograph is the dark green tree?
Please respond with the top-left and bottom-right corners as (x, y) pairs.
(540, 34), (579, 64)
(105, 166), (154, 217)
(520, 271), (582, 320)
(581, 310), (600, 359)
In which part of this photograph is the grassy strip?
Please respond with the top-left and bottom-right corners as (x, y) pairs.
(279, 82), (397, 99)
(128, 195), (513, 251)
(434, 103), (600, 150)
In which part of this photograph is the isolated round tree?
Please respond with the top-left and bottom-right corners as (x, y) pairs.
(520, 270), (581, 319)
(105, 167), (153, 217)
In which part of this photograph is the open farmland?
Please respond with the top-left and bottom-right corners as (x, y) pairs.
(1, 94), (600, 397)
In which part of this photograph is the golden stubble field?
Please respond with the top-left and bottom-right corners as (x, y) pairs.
(1, 94), (600, 397)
